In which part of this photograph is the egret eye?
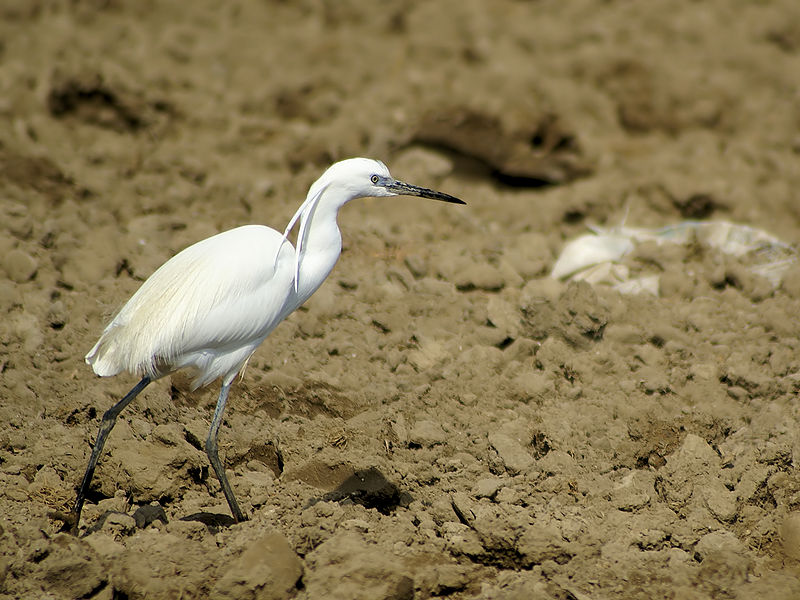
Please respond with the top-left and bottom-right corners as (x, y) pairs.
(370, 175), (379, 184)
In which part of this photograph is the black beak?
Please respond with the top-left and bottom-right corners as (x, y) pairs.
(386, 179), (465, 205)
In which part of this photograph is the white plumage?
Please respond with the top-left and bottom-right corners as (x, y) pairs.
(86, 225), (296, 388)
(68, 157), (464, 532)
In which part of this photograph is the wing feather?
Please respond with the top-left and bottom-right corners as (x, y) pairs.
(86, 225), (296, 380)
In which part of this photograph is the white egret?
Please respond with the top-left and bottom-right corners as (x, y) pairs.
(69, 157), (464, 532)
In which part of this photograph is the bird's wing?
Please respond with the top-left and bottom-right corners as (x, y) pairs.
(86, 225), (296, 379)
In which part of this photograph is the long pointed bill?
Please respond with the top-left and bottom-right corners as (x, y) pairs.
(385, 180), (465, 204)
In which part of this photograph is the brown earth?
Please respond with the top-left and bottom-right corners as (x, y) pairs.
(2, 1), (800, 598)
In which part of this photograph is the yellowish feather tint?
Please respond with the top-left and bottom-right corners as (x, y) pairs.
(86, 225), (295, 387)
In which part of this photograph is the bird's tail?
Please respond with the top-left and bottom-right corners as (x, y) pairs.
(85, 329), (126, 377)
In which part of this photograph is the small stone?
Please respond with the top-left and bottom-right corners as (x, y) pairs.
(304, 532), (413, 600)
(512, 371), (554, 402)
(453, 263), (505, 292)
(694, 530), (747, 561)
(341, 519), (370, 533)
(473, 477), (503, 499)
(703, 480), (738, 522)
(406, 338), (448, 372)
(780, 512), (800, 560)
(408, 420), (446, 448)
(495, 487), (519, 504)
(486, 296), (521, 338)
(450, 492), (476, 525)
(637, 365), (670, 394)
(516, 524), (571, 566)
(100, 512), (137, 537)
(443, 524), (484, 557)
(610, 470), (653, 511)
(212, 531), (303, 600)
(2, 248), (37, 282)
(0, 280), (21, 309)
(667, 434), (719, 474)
(133, 504), (168, 528)
(488, 432), (533, 474)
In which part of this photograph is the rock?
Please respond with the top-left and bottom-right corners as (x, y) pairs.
(504, 232), (550, 280)
(453, 262), (505, 292)
(610, 470), (653, 511)
(694, 530), (747, 560)
(37, 534), (105, 599)
(636, 365), (670, 394)
(473, 477), (504, 499)
(2, 248), (37, 282)
(110, 531), (216, 598)
(441, 521), (484, 558)
(780, 512), (800, 561)
(517, 524), (572, 566)
(212, 531), (302, 600)
(408, 420), (446, 448)
(702, 479), (738, 523)
(304, 532), (413, 600)
(488, 432), (533, 474)
(486, 296), (521, 338)
(666, 434), (718, 475)
(406, 337), (448, 371)
(660, 434), (722, 510)
(99, 512), (137, 537)
(132, 504), (168, 529)
(512, 371), (554, 403)
(450, 492), (476, 526)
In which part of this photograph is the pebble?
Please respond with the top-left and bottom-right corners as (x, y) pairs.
(610, 470), (653, 511)
(408, 420), (446, 448)
(694, 530), (746, 560)
(702, 479), (738, 523)
(488, 432), (533, 474)
(211, 531), (303, 599)
(512, 371), (555, 402)
(304, 532), (413, 600)
(473, 477), (503, 499)
(2, 248), (37, 282)
(453, 263), (505, 292)
(667, 433), (718, 473)
(0, 279), (21, 309)
(637, 365), (670, 394)
(100, 512), (138, 537)
(504, 232), (550, 280)
(486, 296), (521, 338)
(781, 512), (800, 560)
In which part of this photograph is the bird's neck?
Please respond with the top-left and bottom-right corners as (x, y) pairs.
(295, 200), (343, 303)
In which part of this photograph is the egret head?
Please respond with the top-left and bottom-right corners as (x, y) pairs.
(284, 157), (464, 293)
(311, 157), (465, 206)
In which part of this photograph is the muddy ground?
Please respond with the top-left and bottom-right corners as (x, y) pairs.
(2, 0), (800, 598)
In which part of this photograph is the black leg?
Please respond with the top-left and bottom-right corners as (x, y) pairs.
(205, 382), (246, 523)
(70, 376), (151, 534)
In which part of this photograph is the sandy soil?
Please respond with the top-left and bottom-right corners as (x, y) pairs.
(2, 0), (800, 598)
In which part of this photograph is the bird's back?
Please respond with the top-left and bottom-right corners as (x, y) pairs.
(86, 225), (296, 387)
